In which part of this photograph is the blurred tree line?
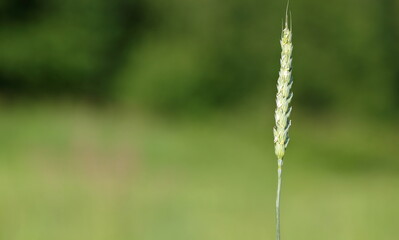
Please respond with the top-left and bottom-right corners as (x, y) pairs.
(0, 0), (398, 115)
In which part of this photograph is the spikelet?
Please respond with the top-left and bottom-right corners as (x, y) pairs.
(274, 12), (293, 165)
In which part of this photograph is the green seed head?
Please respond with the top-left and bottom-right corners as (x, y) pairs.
(274, 16), (293, 161)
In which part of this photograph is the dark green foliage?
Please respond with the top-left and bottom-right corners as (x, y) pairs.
(0, 0), (398, 115)
(0, 0), (146, 99)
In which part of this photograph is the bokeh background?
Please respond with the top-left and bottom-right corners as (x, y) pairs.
(0, 0), (398, 239)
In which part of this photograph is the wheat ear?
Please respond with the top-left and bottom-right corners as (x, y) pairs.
(273, 6), (293, 240)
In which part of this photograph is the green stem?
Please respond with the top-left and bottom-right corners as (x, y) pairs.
(276, 159), (283, 240)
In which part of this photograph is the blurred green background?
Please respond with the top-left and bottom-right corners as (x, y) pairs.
(0, 0), (398, 239)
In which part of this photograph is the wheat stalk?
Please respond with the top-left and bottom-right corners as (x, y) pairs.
(273, 4), (293, 240)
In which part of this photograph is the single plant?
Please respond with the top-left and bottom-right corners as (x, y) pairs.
(273, 4), (293, 240)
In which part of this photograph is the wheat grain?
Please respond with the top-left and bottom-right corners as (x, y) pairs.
(273, 5), (293, 240)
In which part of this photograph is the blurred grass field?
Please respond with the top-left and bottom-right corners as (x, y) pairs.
(0, 0), (398, 239)
(0, 104), (398, 240)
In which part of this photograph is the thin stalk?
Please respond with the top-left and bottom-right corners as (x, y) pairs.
(276, 159), (283, 240)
